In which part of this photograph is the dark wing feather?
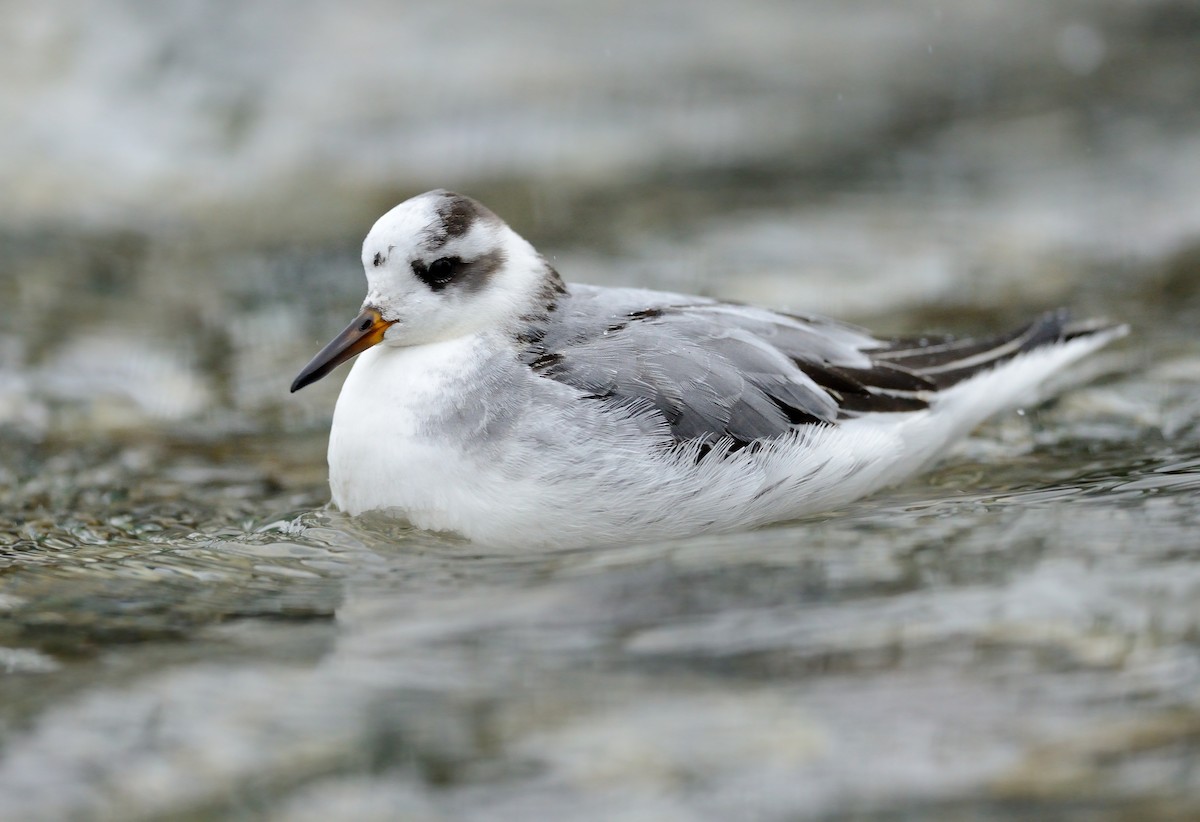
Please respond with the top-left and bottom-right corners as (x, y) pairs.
(523, 287), (1092, 448)
(874, 310), (1071, 389)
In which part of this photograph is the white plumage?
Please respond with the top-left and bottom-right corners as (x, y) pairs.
(291, 190), (1126, 548)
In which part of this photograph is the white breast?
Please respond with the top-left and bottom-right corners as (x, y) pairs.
(327, 338), (493, 528)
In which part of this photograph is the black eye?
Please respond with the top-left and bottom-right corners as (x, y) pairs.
(413, 256), (462, 291)
(428, 257), (455, 280)
(358, 317), (373, 332)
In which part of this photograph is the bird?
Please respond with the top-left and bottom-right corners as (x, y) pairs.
(290, 189), (1126, 549)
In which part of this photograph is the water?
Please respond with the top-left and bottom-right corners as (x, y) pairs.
(3, 1), (1200, 819)
(5, 421), (1200, 819)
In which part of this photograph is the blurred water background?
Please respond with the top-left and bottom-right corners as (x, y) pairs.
(2, 1), (1200, 819)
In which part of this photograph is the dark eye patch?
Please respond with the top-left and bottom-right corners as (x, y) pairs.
(410, 249), (506, 294)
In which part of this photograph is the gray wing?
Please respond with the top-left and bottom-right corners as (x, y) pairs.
(523, 285), (1087, 448)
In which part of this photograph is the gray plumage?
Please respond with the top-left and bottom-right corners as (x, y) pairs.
(521, 285), (1104, 449)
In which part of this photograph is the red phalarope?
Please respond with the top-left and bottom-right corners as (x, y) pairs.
(291, 190), (1126, 548)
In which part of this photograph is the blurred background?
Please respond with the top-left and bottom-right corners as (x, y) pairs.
(2, 1), (1200, 819)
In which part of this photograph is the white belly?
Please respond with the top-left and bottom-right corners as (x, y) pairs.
(327, 339), (499, 531)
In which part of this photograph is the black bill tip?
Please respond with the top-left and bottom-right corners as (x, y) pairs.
(290, 307), (393, 393)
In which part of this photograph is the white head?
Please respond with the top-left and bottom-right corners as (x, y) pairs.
(291, 190), (560, 392)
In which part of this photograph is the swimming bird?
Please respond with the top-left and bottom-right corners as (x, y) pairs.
(291, 190), (1125, 548)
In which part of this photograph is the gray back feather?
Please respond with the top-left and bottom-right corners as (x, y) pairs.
(522, 285), (1090, 449)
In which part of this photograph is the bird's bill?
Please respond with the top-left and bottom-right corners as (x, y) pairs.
(290, 306), (394, 392)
